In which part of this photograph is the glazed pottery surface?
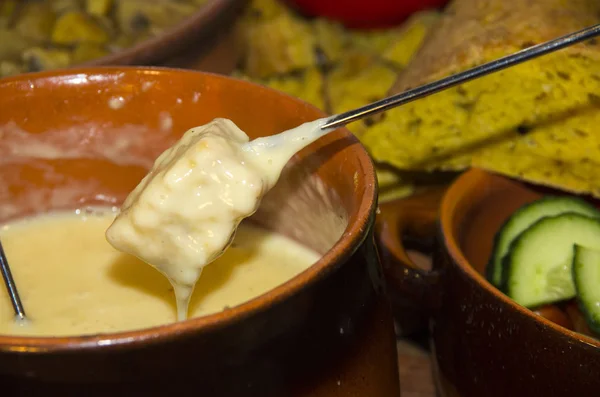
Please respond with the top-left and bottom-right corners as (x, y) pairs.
(0, 67), (399, 397)
(378, 168), (600, 397)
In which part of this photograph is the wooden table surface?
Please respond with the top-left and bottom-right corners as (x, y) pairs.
(397, 335), (436, 397)
(395, 250), (436, 396)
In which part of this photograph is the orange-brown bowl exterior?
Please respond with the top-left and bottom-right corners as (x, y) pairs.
(432, 168), (600, 396)
(0, 67), (399, 396)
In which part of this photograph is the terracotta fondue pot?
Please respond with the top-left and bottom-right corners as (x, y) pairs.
(377, 169), (600, 397)
(0, 68), (399, 396)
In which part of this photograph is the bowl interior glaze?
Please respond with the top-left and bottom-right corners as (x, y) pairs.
(0, 67), (377, 348)
(441, 168), (600, 347)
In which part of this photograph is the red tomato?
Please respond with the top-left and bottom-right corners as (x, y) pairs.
(283, 0), (449, 29)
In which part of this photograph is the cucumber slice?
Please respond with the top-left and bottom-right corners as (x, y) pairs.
(486, 196), (600, 288)
(505, 213), (600, 308)
(573, 245), (600, 334)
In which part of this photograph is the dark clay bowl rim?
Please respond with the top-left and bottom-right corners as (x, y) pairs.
(0, 66), (378, 352)
(80, 0), (243, 67)
(441, 168), (600, 349)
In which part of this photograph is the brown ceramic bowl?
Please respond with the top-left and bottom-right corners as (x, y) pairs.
(74, 0), (244, 74)
(377, 168), (600, 397)
(0, 67), (399, 396)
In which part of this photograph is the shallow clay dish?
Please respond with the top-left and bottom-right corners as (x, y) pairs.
(77, 0), (245, 74)
(0, 67), (399, 396)
(378, 168), (600, 397)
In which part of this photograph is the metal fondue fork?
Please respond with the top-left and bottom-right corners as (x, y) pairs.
(0, 239), (26, 321)
(321, 23), (600, 130)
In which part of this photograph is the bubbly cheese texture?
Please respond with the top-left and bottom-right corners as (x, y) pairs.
(106, 119), (269, 318)
(106, 117), (330, 320)
(0, 210), (319, 337)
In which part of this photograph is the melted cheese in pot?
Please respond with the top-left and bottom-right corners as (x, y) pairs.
(106, 117), (331, 319)
(0, 209), (319, 337)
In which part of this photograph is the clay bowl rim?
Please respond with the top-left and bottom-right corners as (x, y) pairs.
(441, 168), (600, 349)
(79, 0), (244, 67)
(0, 66), (378, 352)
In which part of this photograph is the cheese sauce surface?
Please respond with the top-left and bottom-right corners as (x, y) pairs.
(106, 117), (330, 319)
(0, 209), (319, 337)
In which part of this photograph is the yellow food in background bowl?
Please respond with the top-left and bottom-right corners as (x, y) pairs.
(0, 0), (216, 76)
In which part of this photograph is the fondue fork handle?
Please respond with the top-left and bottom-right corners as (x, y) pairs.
(321, 23), (600, 130)
(0, 240), (26, 321)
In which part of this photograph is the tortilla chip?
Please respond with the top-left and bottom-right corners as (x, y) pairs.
(375, 166), (415, 202)
(360, 0), (600, 196)
(261, 68), (327, 110)
(240, 11), (317, 79)
(326, 51), (397, 135)
(345, 10), (440, 70)
(237, 0), (348, 79)
(312, 18), (346, 65)
(382, 10), (441, 68)
(379, 184), (417, 203)
(242, 0), (289, 20)
(474, 103), (600, 197)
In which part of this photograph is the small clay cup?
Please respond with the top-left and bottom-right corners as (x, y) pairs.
(377, 168), (600, 397)
(0, 67), (399, 397)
